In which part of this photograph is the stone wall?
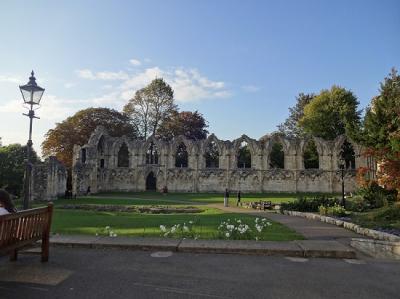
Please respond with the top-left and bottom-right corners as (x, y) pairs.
(33, 156), (67, 201)
(72, 126), (367, 194)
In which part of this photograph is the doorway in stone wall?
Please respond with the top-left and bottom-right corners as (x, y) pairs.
(146, 172), (157, 191)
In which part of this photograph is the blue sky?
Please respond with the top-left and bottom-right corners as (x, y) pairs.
(0, 0), (399, 155)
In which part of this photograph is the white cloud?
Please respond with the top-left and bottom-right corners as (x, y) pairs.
(76, 69), (129, 80)
(241, 85), (261, 93)
(129, 59), (141, 66)
(75, 62), (231, 103)
(0, 75), (23, 84)
(64, 82), (76, 89)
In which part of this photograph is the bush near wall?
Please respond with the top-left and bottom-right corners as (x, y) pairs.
(280, 196), (339, 213)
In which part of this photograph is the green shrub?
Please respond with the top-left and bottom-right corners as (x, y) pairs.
(319, 204), (347, 217)
(358, 182), (397, 209)
(281, 196), (339, 213)
(371, 205), (400, 221)
(346, 195), (370, 212)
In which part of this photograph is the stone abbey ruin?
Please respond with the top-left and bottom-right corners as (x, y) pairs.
(68, 126), (371, 196)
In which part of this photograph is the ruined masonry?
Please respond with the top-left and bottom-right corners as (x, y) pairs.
(71, 126), (370, 195)
(33, 156), (67, 200)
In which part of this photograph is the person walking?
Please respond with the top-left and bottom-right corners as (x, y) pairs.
(0, 189), (17, 216)
(224, 188), (230, 207)
(237, 190), (241, 206)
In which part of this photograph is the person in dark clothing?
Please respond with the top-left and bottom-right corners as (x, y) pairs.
(237, 190), (241, 206)
(224, 188), (229, 207)
(0, 189), (17, 215)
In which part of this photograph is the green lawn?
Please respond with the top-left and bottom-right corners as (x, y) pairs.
(51, 207), (303, 241)
(52, 191), (326, 207)
(349, 204), (400, 231)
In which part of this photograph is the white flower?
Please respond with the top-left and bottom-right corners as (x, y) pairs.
(225, 232), (230, 238)
(183, 226), (189, 232)
(255, 218), (259, 223)
(164, 232), (170, 237)
(95, 233), (99, 236)
(255, 237), (259, 241)
(160, 225), (167, 232)
(262, 218), (267, 222)
(189, 221), (193, 224)
(267, 222), (272, 226)
(105, 226), (110, 230)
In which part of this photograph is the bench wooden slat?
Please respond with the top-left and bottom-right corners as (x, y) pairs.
(0, 204), (53, 262)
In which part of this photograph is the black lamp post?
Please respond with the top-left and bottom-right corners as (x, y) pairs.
(339, 162), (345, 208)
(19, 71), (45, 210)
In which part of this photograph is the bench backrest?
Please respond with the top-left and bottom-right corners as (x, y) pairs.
(0, 204), (53, 252)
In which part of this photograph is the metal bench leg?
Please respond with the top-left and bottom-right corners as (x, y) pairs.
(41, 234), (49, 262)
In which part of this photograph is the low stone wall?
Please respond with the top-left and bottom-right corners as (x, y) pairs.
(351, 238), (400, 260)
(282, 210), (400, 242)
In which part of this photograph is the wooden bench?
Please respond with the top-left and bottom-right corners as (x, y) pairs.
(0, 204), (53, 262)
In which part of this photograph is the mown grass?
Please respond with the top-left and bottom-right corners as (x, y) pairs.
(51, 192), (331, 207)
(51, 207), (304, 241)
(349, 203), (400, 230)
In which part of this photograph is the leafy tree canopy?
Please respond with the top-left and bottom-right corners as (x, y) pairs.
(299, 86), (361, 140)
(157, 111), (209, 141)
(0, 144), (38, 196)
(42, 107), (136, 168)
(123, 78), (178, 139)
(277, 93), (314, 138)
(362, 68), (400, 155)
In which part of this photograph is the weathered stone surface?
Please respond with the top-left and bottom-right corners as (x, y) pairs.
(32, 156), (67, 201)
(295, 240), (356, 258)
(71, 126), (366, 194)
(351, 238), (400, 259)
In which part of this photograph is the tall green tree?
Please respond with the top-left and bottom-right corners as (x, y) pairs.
(42, 107), (136, 168)
(157, 111), (209, 141)
(359, 69), (400, 195)
(0, 144), (38, 195)
(277, 93), (314, 137)
(123, 78), (178, 139)
(299, 86), (361, 140)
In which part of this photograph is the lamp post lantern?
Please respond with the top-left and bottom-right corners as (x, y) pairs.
(339, 162), (345, 208)
(20, 71), (45, 210)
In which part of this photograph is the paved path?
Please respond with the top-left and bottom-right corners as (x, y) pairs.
(1, 247), (399, 299)
(208, 204), (364, 242)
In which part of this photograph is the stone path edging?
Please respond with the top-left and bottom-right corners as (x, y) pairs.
(282, 210), (400, 242)
(49, 235), (356, 259)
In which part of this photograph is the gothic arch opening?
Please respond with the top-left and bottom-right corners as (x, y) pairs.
(117, 143), (129, 167)
(97, 136), (105, 155)
(237, 141), (251, 169)
(340, 139), (356, 169)
(175, 142), (188, 168)
(205, 141), (219, 168)
(303, 140), (319, 169)
(146, 142), (159, 165)
(146, 172), (157, 191)
(269, 142), (284, 169)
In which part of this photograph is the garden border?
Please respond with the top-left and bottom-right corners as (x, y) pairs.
(282, 210), (400, 242)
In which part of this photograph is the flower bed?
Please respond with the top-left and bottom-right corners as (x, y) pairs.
(59, 204), (203, 214)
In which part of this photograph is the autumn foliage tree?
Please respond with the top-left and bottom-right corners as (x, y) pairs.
(42, 108), (137, 168)
(157, 110), (209, 141)
(358, 69), (400, 197)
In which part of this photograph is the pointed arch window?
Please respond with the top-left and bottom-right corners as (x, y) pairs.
(146, 142), (159, 165)
(97, 136), (105, 155)
(205, 141), (219, 168)
(237, 141), (251, 168)
(269, 142), (284, 169)
(303, 140), (319, 169)
(117, 143), (129, 167)
(175, 142), (188, 168)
